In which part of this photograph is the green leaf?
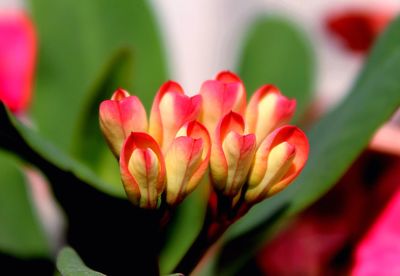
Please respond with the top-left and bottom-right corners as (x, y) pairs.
(0, 151), (49, 258)
(0, 102), (124, 198)
(56, 247), (105, 276)
(238, 16), (315, 119)
(28, 0), (167, 150)
(72, 48), (134, 192)
(229, 14), (400, 240)
(287, 15), (400, 214)
(159, 181), (208, 274)
(219, 15), (400, 274)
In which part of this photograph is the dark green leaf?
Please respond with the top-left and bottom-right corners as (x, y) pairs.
(28, 0), (167, 150)
(159, 181), (208, 274)
(0, 151), (49, 258)
(72, 48), (134, 191)
(238, 16), (315, 119)
(0, 102), (123, 197)
(219, 15), (400, 274)
(0, 103), (164, 274)
(56, 247), (105, 276)
(287, 15), (400, 214)
(229, 14), (400, 241)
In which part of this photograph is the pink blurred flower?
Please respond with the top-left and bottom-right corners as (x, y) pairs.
(257, 150), (400, 275)
(352, 161), (400, 276)
(0, 11), (36, 113)
(256, 157), (368, 276)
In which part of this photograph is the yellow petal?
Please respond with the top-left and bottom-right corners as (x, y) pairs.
(165, 136), (203, 205)
(246, 141), (295, 203)
(222, 131), (256, 196)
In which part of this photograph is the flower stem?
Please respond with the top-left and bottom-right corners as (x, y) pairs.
(173, 191), (250, 275)
(173, 209), (228, 274)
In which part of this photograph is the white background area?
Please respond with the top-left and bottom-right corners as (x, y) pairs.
(2, 0), (400, 109)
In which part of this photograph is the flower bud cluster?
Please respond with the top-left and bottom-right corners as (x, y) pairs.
(99, 72), (308, 209)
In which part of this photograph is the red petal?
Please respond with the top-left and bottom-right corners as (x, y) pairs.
(326, 9), (393, 53)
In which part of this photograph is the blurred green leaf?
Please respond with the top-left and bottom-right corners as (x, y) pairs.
(56, 247), (105, 276)
(159, 181), (208, 274)
(0, 151), (49, 258)
(0, 102), (124, 197)
(219, 15), (400, 274)
(229, 14), (400, 241)
(238, 16), (315, 119)
(287, 15), (400, 214)
(28, 0), (167, 150)
(72, 48), (133, 191)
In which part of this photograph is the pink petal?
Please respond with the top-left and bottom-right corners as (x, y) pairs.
(149, 81), (201, 150)
(246, 85), (296, 145)
(99, 91), (148, 157)
(200, 71), (246, 134)
(216, 71), (242, 84)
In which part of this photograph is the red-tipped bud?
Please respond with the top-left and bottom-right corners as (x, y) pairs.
(246, 85), (296, 146)
(199, 71), (246, 134)
(120, 132), (166, 209)
(165, 121), (211, 205)
(149, 81), (201, 151)
(210, 112), (256, 197)
(245, 126), (309, 204)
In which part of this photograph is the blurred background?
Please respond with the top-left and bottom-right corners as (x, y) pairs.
(3, 0), (399, 106)
(1, 0), (400, 275)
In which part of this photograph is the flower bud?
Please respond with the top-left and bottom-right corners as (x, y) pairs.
(149, 81), (201, 151)
(199, 71), (246, 134)
(165, 121), (211, 205)
(246, 85), (296, 146)
(245, 126), (309, 204)
(99, 89), (148, 157)
(120, 132), (166, 209)
(210, 112), (256, 197)
(0, 11), (36, 113)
